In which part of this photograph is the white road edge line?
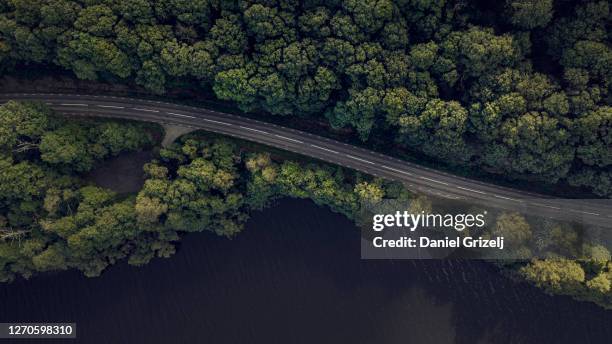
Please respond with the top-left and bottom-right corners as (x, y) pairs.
(381, 165), (413, 176)
(202, 118), (231, 125)
(532, 203), (561, 210)
(274, 135), (303, 144)
(494, 195), (519, 201)
(345, 155), (374, 164)
(167, 112), (196, 119)
(568, 209), (600, 216)
(97, 105), (125, 109)
(311, 145), (338, 154)
(133, 108), (159, 113)
(420, 176), (449, 186)
(239, 126), (268, 134)
(456, 186), (486, 195)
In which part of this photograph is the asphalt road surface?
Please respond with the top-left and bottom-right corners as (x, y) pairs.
(1, 93), (610, 229)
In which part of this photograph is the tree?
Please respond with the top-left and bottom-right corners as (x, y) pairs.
(213, 68), (257, 111)
(342, 0), (393, 34)
(32, 244), (67, 272)
(521, 259), (585, 294)
(0, 101), (52, 151)
(328, 87), (382, 141)
(545, 1), (609, 61)
(568, 169), (612, 198)
(396, 99), (470, 162)
(396, 0), (445, 41)
(243, 4), (285, 42)
(488, 111), (574, 182)
(574, 107), (611, 168)
(298, 7), (331, 38)
(137, 60), (166, 94)
(57, 33), (131, 80)
(408, 195), (432, 214)
(154, 0), (212, 27)
(561, 40), (612, 87)
(39, 125), (91, 172)
(74, 5), (117, 37)
(506, 0), (553, 29)
(113, 0), (154, 24)
(440, 27), (520, 83)
(492, 212), (532, 247)
(586, 273), (611, 294)
(135, 194), (167, 224)
(160, 40), (193, 77)
(95, 122), (152, 156)
(210, 15), (247, 54)
(354, 181), (384, 204)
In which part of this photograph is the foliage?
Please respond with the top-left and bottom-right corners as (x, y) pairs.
(0, 104), (406, 282)
(0, 0), (611, 309)
(0, 102), (153, 281)
(0, 0), (608, 195)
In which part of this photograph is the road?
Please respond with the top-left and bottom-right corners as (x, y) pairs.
(1, 93), (610, 229)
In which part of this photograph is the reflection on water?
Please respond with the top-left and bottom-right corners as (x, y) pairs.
(0, 199), (610, 344)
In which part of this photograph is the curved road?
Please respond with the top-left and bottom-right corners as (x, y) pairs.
(1, 93), (610, 228)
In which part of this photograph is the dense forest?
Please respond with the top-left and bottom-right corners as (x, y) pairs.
(0, 0), (609, 196)
(1, 101), (612, 307)
(0, 100), (406, 281)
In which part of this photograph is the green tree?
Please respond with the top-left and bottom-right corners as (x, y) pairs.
(354, 181), (384, 204)
(0, 101), (52, 151)
(574, 106), (611, 168)
(328, 87), (382, 141)
(486, 111), (574, 182)
(213, 68), (257, 111)
(521, 258), (585, 294)
(492, 212), (532, 247)
(396, 99), (470, 162)
(506, 0), (553, 29)
(74, 5), (117, 37)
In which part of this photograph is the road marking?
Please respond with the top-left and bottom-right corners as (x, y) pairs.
(345, 155), (374, 164)
(311, 145), (338, 154)
(381, 165), (413, 176)
(133, 108), (159, 113)
(420, 176), (449, 186)
(568, 209), (600, 216)
(167, 112), (196, 119)
(97, 105), (125, 109)
(202, 118), (231, 125)
(274, 135), (303, 144)
(533, 203), (561, 210)
(494, 195), (519, 201)
(239, 126), (268, 134)
(456, 186), (486, 195)
(19, 95), (610, 225)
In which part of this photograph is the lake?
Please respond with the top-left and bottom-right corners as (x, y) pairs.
(0, 199), (610, 344)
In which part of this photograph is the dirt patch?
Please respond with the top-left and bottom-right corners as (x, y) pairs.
(87, 150), (154, 194)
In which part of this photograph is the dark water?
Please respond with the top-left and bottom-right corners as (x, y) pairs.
(0, 199), (610, 344)
(86, 150), (152, 193)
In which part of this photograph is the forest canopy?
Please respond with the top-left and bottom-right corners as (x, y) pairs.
(1, 101), (612, 309)
(0, 0), (609, 196)
(0, 101), (403, 281)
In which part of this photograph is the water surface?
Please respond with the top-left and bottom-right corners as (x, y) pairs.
(0, 199), (610, 344)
